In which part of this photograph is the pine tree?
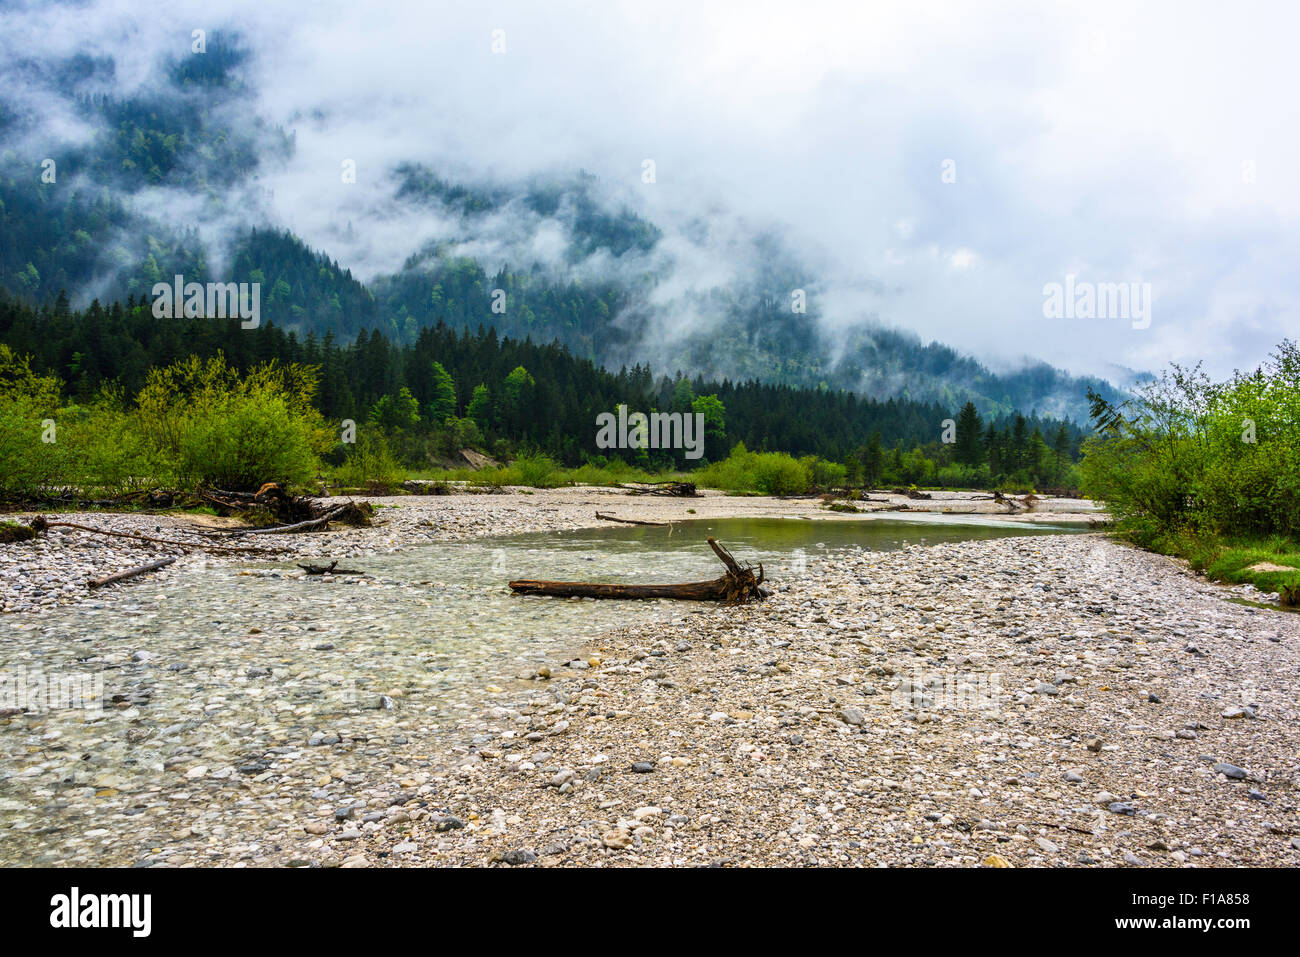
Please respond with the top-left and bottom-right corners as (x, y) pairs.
(427, 361), (457, 424)
(1052, 423), (1071, 484)
(466, 383), (492, 431)
(955, 400), (983, 466)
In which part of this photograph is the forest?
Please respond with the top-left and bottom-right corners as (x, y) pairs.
(0, 33), (1127, 426)
(0, 292), (1085, 498)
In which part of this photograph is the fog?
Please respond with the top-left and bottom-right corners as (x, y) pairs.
(3, 0), (1297, 381)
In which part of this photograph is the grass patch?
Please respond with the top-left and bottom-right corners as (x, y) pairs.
(1117, 520), (1300, 607)
(0, 521), (35, 544)
(410, 456), (683, 490)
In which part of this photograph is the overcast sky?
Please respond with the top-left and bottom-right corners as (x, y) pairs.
(7, 0), (1298, 381)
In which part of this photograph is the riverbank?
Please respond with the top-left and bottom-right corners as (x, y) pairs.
(339, 534), (1295, 868)
(0, 494), (1296, 867)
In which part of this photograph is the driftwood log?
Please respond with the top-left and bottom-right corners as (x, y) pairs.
(221, 501), (373, 535)
(28, 516), (287, 555)
(594, 511), (668, 526)
(617, 481), (697, 497)
(509, 537), (765, 603)
(297, 560), (365, 575)
(202, 484), (373, 529)
(89, 556), (176, 589)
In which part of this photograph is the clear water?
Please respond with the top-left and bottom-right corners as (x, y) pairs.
(5, 517), (1082, 731)
(0, 517), (1081, 863)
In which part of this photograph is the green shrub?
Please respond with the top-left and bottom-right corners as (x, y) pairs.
(1083, 340), (1300, 540)
(136, 354), (326, 491)
(802, 455), (847, 490)
(175, 393), (318, 490)
(333, 432), (406, 491)
(694, 443), (811, 495)
(0, 345), (66, 500)
(510, 452), (562, 488)
(60, 393), (156, 495)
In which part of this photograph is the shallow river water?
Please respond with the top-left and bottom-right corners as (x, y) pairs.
(0, 516), (1082, 863)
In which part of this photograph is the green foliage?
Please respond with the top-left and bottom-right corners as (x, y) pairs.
(0, 294), (1088, 494)
(695, 443), (813, 496)
(134, 354), (325, 491)
(369, 386), (421, 432)
(465, 453), (565, 489)
(935, 463), (992, 489)
(0, 520), (36, 543)
(0, 344), (66, 499)
(498, 365), (535, 433)
(509, 452), (561, 488)
(1083, 340), (1300, 606)
(1082, 342), (1300, 539)
(332, 430), (406, 491)
(59, 391), (153, 494)
(802, 455), (846, 489)
(416, 456), (674, 490)
(954, 400), (983, 466)
(466, 383), (491, 430)
(427, 361), (457, 423)
(441, 416), (483, 454)
(691, 393), (726, 460)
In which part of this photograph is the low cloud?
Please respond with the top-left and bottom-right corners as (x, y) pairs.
(3, 0), (1297, 382)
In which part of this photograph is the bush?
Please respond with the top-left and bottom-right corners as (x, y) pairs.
(60, 393), (153, 495)
(511, 452), (562, 488)
(136, 354), (326, 491)
(802, 455), (847, 490)
(934, 463), (992, 489)
(1082, 341), (1300, 539)
(176, 392), (319, 490)
(694, 444), (812, 495)
(332, 432), (406, 491)
(0, 395), (67, 500)
(0, 345), (66, 500)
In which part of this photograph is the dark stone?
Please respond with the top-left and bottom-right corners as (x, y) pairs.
(1214, 762), (1248, 780)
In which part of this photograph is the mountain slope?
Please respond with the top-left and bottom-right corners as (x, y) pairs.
(0, 31), (1129, 423)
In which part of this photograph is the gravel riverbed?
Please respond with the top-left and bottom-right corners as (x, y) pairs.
(1, 491), (1296, 868)
(1, 487), (1097, 615)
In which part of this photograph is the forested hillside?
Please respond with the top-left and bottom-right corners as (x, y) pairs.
(0, 31), (1132, 425)
(0, 293), (1084, 490)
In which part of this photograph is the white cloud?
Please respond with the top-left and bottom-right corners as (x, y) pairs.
(2, 0), (1297, 380)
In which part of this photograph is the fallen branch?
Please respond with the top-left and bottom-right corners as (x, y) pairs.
(228, 514), (335, 535)
(201, 485), (373, 528)
(88, 556), (176, 589)
(595, 511), (668, 526)
(509, 536), (766, 603)
(617, 481), (697, 497)
(29, 517), (285, 555)
(223, 502), (372, 536)
(297, 560), (365, 575)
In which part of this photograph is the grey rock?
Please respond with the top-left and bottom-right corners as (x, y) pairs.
(836, 706), (866, 726)
(1213, 762), (1248, 780)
